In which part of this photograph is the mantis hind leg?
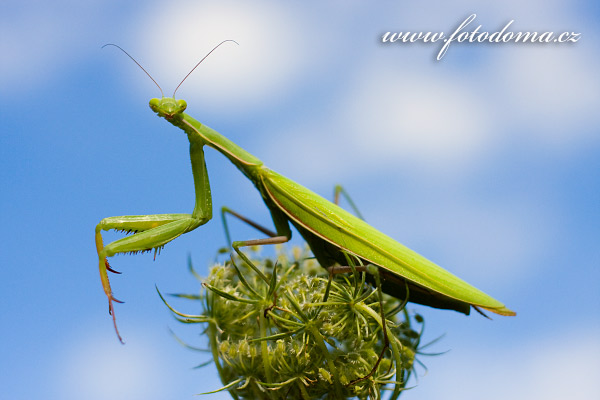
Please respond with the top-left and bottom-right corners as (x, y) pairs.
(333, 184), (365, 220)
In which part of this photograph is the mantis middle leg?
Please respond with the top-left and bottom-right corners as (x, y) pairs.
(220, 206), (291, 282)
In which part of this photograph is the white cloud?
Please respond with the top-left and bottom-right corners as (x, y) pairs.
(412, 198), (551, 285)
(391, 0), (600, 153)
(0, 1), (122, 92)
(398, 0), (587, 29)
(0, 6), (67, 92)
(492, 46), (600, 151)
(341, 67), (495, 175)
(261, 64), (498, 184)
(414, 329), (600, 400)
(132, 1), (314, 115)
(56, 330), (173, 400)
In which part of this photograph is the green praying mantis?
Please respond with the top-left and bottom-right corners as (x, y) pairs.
(96, 41), (515, 344)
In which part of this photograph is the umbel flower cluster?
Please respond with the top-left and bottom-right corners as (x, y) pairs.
(164, 245), (425, 400)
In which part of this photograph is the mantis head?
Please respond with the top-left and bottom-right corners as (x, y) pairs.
(149, 97), (187, 120)
(104, 40), (237, 121)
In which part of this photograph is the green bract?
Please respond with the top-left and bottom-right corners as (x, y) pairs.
(164, 246), (424, 400)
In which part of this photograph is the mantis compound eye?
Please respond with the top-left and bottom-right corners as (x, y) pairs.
(149, 98), (160, 111)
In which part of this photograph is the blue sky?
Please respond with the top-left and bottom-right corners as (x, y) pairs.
(1, 1), (599, 399)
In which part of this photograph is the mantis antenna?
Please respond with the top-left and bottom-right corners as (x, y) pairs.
(103, 40), (239, 98)
(102, 43), (164, 97)
(172, 39), (239, 98)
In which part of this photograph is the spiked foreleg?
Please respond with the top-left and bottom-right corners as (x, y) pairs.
(95, 213), (208, 342)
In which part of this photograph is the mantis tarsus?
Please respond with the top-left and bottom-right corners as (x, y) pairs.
(96, 41), (515, 344)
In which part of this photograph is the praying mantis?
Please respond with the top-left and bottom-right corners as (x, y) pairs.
(96, 42), (515, 343)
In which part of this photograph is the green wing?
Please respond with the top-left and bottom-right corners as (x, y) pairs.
(261, 168), (515, 316)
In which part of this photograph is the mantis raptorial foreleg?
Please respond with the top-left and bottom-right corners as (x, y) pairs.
(96, 213), (210, 342)
(96, 214), (205, 260)
(96, 140), (213, 342)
